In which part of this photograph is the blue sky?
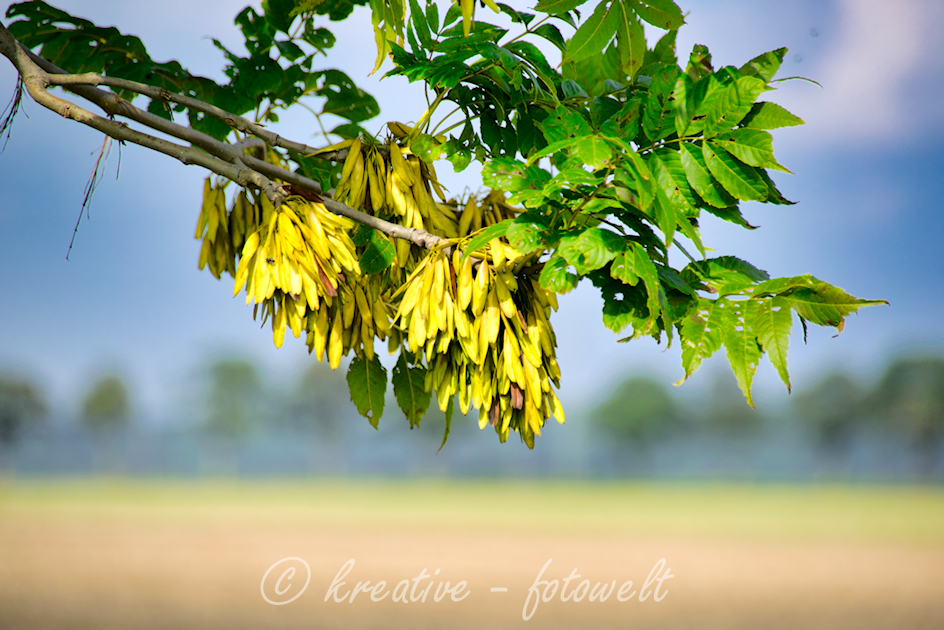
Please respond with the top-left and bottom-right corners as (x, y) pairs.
(0, 0), (942, 424)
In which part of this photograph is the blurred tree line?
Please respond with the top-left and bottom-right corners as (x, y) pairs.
(0, 354), (942, 475)
(591, 356), (944, 472)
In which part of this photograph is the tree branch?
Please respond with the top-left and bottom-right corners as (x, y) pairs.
(0, 21), (446, 252)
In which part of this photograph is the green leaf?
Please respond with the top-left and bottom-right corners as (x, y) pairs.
(686, 43), (714, 81)
(721, 299), (762, 407)
(651, 185), (677, 246)
(642, 73), (679, 142)
(564, 0), (620, 64)
(682, 256), (769, 294)
(438, 395), (454, 451)
(392, 353), (431, 428)
(535, 0), (588, 13)
(262, 0), (296, 32)
(650, 149), (698, 211)
(678, 297), (724, 381)
(409, 0), (432, 48)
(540, 106), (593, 143)
(610, 251), (639, 285)
(629, 0), (684, 30)
(317, 69), (381, 123)
(496, 3), (536, 26)
(558, 228), (624, 274)
(560, 79), (589, 99)
(358, 230), (396, 274)
(657, 265), (694, 295)
(644, 26), (678, 67)
(679, 142), (735, 208)
(785, 287), (886, 332)
(482, 157), (548, 191)
(274, 40), (305, 61)
(760, 169), (795, 205)
(590, 96), (622, 127)
(632, 242), (663, 326)
(347, 354), (388, 427)
(605, 242), (663, 337)
(533, 23), (567, 53)
(616, 1), (646, 77)
(751, 275), (888, 332)
(426, 1), (440, 32)
(441, 1), (462, 28)
(709, 129), (774, 168)
(739, 101), (805, 130)
(749, 297), (792, 392)
(411, 133), (443, 163)
(446, 147), (472, 172)
(464, 220), (513, 257)
(573, 136), (613, 169)
(703, 204), (757, 229)
(704, 76), (767, 137)
(539, 256), (579, 293)
(702, 141), (768, 202)
(739, 48), (786, 83)
(507, 212), (549, 252)
(525, 137), (573, 166)
(622, 148), (655, 210)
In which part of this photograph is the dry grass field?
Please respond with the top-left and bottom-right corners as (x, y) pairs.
(1, 479), (943, 629)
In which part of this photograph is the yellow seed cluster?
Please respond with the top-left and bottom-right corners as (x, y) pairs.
(195, 129), (565, 446)
(394, 246), (563, 447)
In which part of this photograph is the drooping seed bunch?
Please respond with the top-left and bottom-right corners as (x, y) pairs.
(195, 178), (238, 279)
(393, 243), (564, 447)
(194, 134), (567, 447)
(302, 277), (392, 367)
(231, 198), (361, 352)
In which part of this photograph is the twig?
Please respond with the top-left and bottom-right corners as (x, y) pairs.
(67, 135), (114, 260)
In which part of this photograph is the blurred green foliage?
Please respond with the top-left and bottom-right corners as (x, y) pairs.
(870, 357), (944, 460)
(204, 359), (265, 440)
(0, 375), (46, 445)
(794, 372), (863, 451)
(81, 375), (131, 433)
(592, 376), (680, 443)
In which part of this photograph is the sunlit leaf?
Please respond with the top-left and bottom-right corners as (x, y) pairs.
(703, 141), (768, 202)
(679, 142), (735, 208)
(749, 297), (792, 391)
(709, 128), (775, 168)
(558, 227), (624, 274)
(464, 220), (512, 256)
(616, 1), (646, 78)
(564, 0), (620, 64)
(629, 0), (684, 30)
(678, 297), (724, 381)
(739, 47), (786, 83)
(721, 299), (762, 407)
(739, 101), (805, 130)
(573, 136), (613, 169)
(539, 255), (580, 293)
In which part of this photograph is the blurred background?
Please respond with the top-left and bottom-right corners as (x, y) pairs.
(1, 0), (943, 628)
(1, 354), (943, 480)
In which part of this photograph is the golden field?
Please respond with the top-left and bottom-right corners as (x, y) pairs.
(1, 480), (942, 629)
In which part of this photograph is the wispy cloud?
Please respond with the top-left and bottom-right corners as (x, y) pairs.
(780, 0), (943, 146)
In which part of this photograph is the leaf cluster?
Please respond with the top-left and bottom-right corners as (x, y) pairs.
(362, 0), (884, 409)
(6, 0), (378, 139)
